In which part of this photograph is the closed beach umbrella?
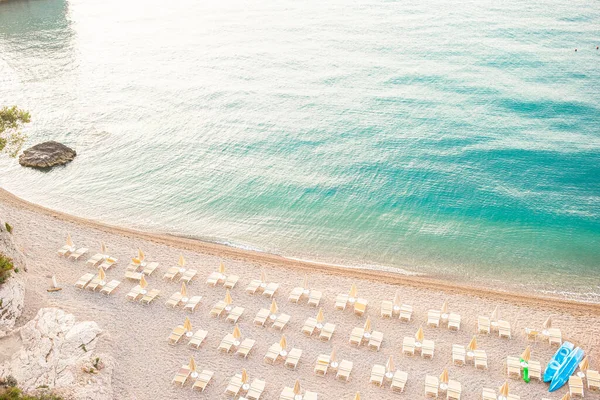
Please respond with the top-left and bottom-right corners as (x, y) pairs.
(140, 275), (148, 289)
(386, 356), (395, 373)
(364, 317), (372, 332)
(354, 393), (360, 400)
(180, 282), (187, 297)
(101, 241), (107, 255)
(491, 306), (499, 321)
(66, 233), (74, 248)
(303, 274), (308, 289)
(580, 356), (589, 372)
(521, 346), (531, 362)
(441, 301), (448, 314)
(439, 368), (449, 384)
(98, 267), (106, 281)
(349, 283), (358, 297)
(499, 381), (509, 397)
(188, 356), (196, 373)
(543, 316), (552, 329)
(415, 326), (424, 342)
(330, 348), (337, 363)
(138, 248), (145, 262)
(178, 255), (185, 267)
(52, 275), (58, 289)
(393, 290), (401, 307)
(183, 316), (192, 332)
(219, 261), (225, 274)
(316, 308), (325, 323)
(279, 334), (287, 350)
(269, 299), (278, 314)
(241, 368), (248, 384)
(293, 379), (301, 395)
(260, 269), (266, 283)
(224, 290), (233, 305)
(232, 324), (242, 339)
(468, 335), (477, 351)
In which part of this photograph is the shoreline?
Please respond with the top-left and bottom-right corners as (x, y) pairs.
(1, 186), (599, 314)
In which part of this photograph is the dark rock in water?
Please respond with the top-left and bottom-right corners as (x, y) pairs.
(18, 141), (76, 169)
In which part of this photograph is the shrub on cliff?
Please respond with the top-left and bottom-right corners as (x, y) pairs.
(0, 106), (31, 157)
(0, 253), (14, 285)
(0, 387), (63, 400)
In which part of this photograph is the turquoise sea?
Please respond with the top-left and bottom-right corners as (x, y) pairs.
(1, 0), (599, 300)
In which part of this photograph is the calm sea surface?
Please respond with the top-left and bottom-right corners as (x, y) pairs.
(1, 0), (599, 300)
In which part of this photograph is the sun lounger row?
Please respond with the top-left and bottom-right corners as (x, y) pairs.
(165, 292), (202, 311)
(264, 343), (302, 369)
(74, 273), (121, 294)
(125, 285), (160, 304)
(172, 366), (214, 391)
(370, 364), (408, 393)
(314, 354), (353, 381)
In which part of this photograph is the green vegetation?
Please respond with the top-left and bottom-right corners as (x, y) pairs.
(0, 387), (63, 400)
(0, 106), (31, 157)
(0, 376), (62, 400)
(0, 254), (14, 285)
(5, 223), (12, 234)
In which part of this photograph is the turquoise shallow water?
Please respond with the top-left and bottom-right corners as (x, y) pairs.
(1, 0), (599, 300)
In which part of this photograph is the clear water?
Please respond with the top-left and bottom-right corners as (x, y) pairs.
(1, 0), (599, 300)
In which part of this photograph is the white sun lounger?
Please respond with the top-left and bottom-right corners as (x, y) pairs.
(246, 378), (266, 400)
(140, 289), (160, 304)
(399, 304), (413, 322)
(302, 317), (317, 336)
(403, 337), (416, 356)
(99, 279), (120, 295)
(86, 253), (104, 268)
(336, 359), (353, 381)
(223, 274), (239, 289)
(142, 262), (159, 275)
(307, 290), (322, 307)
(427, 309), (441, 327)
(226, 306), (245, 323)
(246, 279), (263, 294)
(163, 266), (181, 281)
(335, 293), (348, 310)
(68, 247), (88, 261)
(452, 344), (466, 365)
(172, 365), (190, 386)
(264, 343), (282, 364)
(236, 338), (256, 358)
(125, 285), (142, 301)
(188, 329), (208, 349)
(180, 268), (197, 283)
(391, 370), (408, 392)
(319, 323), (336, 341)
(192, 370), (214, 391)
(370, 364), (385, 386)
(184, 296), (202, 312)
(263, 282), (279, 298)
(284, 348), (302, 370)
(74, 273), (95, 289)
(210, 300), (227, 317)
(166, 292), (183, 308)
(273, 313), (291, 330)
(254, 308), (270, 326)
(368, 331), (384, 351)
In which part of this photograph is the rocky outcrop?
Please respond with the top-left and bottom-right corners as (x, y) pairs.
(0, 275), (25, 338)
(0, 308), (113, 400)
(0, 217), (26, 338)
(18, 141), (76, 169)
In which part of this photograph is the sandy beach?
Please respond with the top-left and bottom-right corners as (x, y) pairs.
(1, 187), (599, 400)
